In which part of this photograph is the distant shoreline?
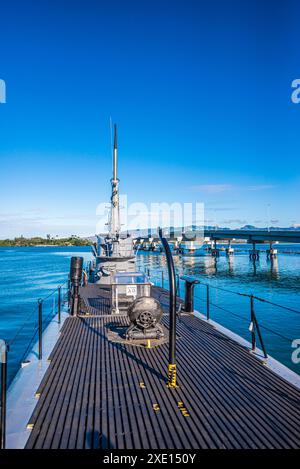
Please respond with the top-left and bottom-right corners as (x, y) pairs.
(0, 237), (91, 248)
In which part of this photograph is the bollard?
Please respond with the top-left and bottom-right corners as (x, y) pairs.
(38, 299), (43, 360)
(0, 340), (8, 449)
(58, 286), (61, 324)
(180, 276), (200, 313)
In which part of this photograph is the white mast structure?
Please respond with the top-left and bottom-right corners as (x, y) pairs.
(109, 124), (121, 237)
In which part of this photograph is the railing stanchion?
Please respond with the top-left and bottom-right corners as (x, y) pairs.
(67, 275), (71, 311)
(206, 284), (210, 320)
(0, 340), (8, 449)
(38, 299), (43, 360)
(176, 274), (180, 297)
(161, 271), (164, 289)
(58, 286), (61, 324)
(250, 295), (268, 359)
(250, 295), (256, 351)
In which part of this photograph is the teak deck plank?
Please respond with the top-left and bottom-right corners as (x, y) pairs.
(25, 285), (300, 449)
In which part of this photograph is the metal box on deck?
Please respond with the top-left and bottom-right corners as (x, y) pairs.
(111, 272), (151, 314)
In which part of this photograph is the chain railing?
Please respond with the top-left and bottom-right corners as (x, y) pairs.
(0, 280), (69, 449)
(144, 266), (299, 362)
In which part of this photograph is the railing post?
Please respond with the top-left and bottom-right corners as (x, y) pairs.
(250, 295), (268, 359)
(206, 284), (210, 320)
(250, 295), (256, 351)
(0, 340), (8, 449)
(176, 274), (180, 297)
(58, 286), (61, 324)
(161, 271), (164, 289)
(38, 299), (43, 360)
(67, 275), (71, 311)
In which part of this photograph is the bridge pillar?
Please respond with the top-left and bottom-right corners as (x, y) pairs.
(211, 239), (220, 257)
(266, 241), (278, 259)
(226, 239), (234, 256)
(249, 241), (260, 261)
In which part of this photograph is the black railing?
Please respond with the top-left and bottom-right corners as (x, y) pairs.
(0, 280), (69, 449)
(143, 265), (299, 361)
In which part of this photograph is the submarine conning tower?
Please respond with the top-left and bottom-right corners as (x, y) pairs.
(91, 124), (135, 284)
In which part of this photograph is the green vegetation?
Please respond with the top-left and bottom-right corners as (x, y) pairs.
(0, 235), (91, 247)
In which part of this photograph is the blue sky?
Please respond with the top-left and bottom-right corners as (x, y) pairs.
(0, 0), (299, 237)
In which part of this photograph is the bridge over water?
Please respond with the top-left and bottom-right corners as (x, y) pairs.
(134, 229), (300, 244)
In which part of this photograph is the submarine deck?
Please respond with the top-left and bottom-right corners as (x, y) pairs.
(25, 284), (300, 449)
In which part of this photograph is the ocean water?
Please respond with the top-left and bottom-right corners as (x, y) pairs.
(0, 246), (93, 385)
(0, 245), (299, 386)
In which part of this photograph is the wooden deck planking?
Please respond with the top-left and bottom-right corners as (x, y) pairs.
(25, 286), (300, 449)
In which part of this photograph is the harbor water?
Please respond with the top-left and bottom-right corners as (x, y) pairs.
(0, 245), (299, 385)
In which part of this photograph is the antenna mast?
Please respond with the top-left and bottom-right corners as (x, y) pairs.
(109, 124), (120, 236)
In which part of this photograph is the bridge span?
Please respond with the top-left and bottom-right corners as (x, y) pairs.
(133, 229), (300, 259)
(203, 229), (300, 244)
(134, 229), (300, 244)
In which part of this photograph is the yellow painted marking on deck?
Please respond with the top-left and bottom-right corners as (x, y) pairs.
(167, 364), (178, 388)
(146, 340), (151, 348)
(153, 403), (160, 412)
(35, 392), (41, 399)
(139, 382), (146, 388)
(177, 401), (190, 417)
(27, 423), (34, 430)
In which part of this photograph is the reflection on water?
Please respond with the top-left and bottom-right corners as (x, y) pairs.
(136, 247), (300, 375)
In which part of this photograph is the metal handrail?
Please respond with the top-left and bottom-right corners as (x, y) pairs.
(0, 280), (68, 449)
(158, 228), (178, 388)
(146, 269), (298, 358)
